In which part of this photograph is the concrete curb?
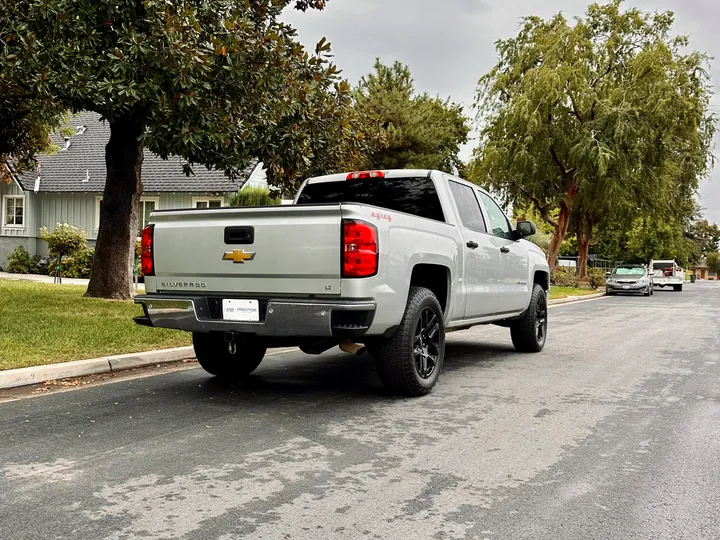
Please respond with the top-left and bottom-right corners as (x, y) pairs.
(0, 347), (195, 390)
(548, 292), (606, 305)
(0, 293), (606, 390)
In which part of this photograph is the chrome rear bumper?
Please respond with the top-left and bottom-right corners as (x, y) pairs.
(134, 295), (376, 338)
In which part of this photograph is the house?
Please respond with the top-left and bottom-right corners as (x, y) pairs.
(690, 260), (717, 280)
(0, 112), (268, 269)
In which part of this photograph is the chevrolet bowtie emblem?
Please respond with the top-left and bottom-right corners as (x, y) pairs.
(222, 249), (256, 263)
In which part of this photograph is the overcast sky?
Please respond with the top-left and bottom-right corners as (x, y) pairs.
(283, 0), (720, 225)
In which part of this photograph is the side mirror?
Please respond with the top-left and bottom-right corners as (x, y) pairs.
(605, 272), (611, 278)
(516, 220), (537, 238)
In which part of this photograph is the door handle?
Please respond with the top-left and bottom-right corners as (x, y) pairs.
(500, 246), (510, 254)
(466, 241), (479, 249)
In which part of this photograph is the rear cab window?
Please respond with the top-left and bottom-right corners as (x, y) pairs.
(296, 176), (446, 222)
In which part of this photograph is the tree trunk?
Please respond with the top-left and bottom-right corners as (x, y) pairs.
(546, 201), (572, 269)
(577, 230), (590, 280)
(84, 116), (144, 299)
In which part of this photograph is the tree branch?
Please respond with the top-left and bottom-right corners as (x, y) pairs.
(568, 91), (583, 123)
(520, 187), (559, 228)
(591, 62), (613, 88)
(550, 145), (576, 178)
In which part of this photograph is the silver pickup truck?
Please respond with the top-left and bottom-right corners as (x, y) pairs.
(134, 169), (550, 396)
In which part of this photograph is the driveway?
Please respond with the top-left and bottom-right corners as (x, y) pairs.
(1, 282), (719, 539)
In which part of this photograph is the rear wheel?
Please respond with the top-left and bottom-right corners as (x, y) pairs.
(674, 284), (683, 292)
(510, 284), (548, 353)
(375, 287), (445, 397)
(192, 332), (267, 381)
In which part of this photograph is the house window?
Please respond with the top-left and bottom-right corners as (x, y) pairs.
(192, 197), (223, 209)
(95, 196), (160, 234)
(3, 196), (24, 228)
(139, 198), (160, 232)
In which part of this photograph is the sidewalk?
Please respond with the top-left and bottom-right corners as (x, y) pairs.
(0, 271), (145, 291)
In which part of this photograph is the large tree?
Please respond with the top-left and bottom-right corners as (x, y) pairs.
(353, 59), (470, 174)
(2, 0), (367, 298)
(470, 0), (715, 274)
(0, 81), (66, 183)
(707, 252), (720, 276)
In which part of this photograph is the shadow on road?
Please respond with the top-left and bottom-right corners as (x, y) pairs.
(154, 338), (518, 405)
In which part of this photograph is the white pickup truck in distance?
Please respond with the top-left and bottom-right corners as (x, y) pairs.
(134, 170), (550, 396)
(650, 259), (684, 291)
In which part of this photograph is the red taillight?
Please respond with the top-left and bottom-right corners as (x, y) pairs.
(141, 225), (155, 276)
(346, 171), (384, 180)
(342, 219), (378, 278)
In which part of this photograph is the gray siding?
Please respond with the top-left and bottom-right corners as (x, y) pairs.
(30, 191), (232, 240)
(36, 192), (98, 238)
(0, 185), (233, 268)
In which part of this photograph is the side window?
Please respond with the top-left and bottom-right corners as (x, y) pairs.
(448, 181), (486, 233)
(477, 191), (512, 239)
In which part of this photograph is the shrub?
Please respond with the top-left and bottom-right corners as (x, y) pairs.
(228, 187), (280, 207)
(39, 223), (86, 259)
(588, 268), (606, 289)
(62, 247), (95, 279)
(6, 246), (41, 274)
(134, 240), (143, 279)
(551, 266), (579, 287)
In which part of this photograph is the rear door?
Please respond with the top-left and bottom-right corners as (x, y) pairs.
(446, 180), (499, 318)
(476, 190), (530, 314)
(151, 205), (343, 296)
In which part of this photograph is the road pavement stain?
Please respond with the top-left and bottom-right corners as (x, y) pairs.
(84, 438), (338, 540)
(3, 458), (79, 485)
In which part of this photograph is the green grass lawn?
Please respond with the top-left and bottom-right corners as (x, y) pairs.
(549, 286), (601, 300)
(0, 280), (190, 371)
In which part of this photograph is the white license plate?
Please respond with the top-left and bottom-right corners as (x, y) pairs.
(623, 285), (630, 289)
(222, 299), (260, 322)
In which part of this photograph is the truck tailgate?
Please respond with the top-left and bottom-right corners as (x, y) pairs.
(151, 205), (342, 296)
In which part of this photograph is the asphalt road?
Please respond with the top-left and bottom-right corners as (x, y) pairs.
(1, 282), (719, 540)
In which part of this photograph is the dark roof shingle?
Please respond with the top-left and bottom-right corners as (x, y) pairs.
(15, 112), (256, 193)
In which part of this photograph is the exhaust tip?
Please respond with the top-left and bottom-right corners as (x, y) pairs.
(339, 341), (367, 356)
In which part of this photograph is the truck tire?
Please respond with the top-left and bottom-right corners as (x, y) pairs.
(375, 287), (445, 397)
(674, 284), (683, 292)
(192, 332), (267, 381)
(510, 284), (548, 353)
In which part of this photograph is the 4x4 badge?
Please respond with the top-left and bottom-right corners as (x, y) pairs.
(222, 249), (256, 263)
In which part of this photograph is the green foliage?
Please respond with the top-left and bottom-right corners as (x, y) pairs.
(6, 246), (41, 274)
(587, 268), (606, 289)
(62, 247), (95, 279)
(39, 223), (87, 258)
(470, 0), (716, 272)
(1, 0), (369, 194)
(687, 219), (720, 263)
(228, 187), (280, 207)
(550, 267), (579, 287)
(622, 217), (695, 267)
(707, 252), (720, 276)
(353, 60), (470, 173)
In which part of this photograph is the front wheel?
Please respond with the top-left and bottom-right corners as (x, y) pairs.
(510, 284), (548, 353)
(192, 332), (267, 381)
(375, 287), (445, 397)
